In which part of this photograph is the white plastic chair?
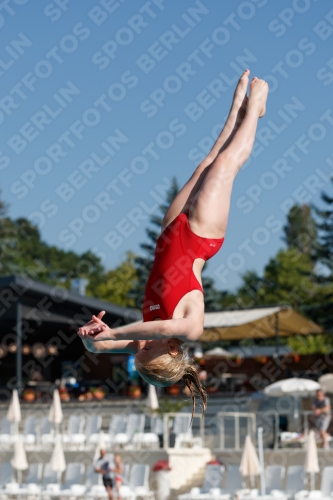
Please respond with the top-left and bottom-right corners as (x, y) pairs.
(86, 485), (108, 499)
(40, 417), (56, 448)
(231, 465), (256, 500)
(62, 416), (85, 449)
(296, 466), (333, 500)
(86, 415), (102, 447)
(0, 418), (15, 449)
(15, 463), (43, 498)
(150, 416), (163, 435)
(225, 466), (244, 494)
(173, 414), (202, 448)
(23, 416), (38, 448)
(127, 414), (146, 440)
(203, 465), (223, 491)
(173, 414), (191, 435)
(174, 414), (192, 448)
(104, 415), (128, 446)
(85, 464), (102, 489)
(0, 463), (16, 494)
(85, 465), (106, 499)
(115, 414), (146, 448)
(265, 465), (286, 494)
(40, 462), (61, 497)
(144, 416), (163, 448)
(43, 463), (84, 498)
(319, 466), (333, 498)
(121, 464), (154, 500)
(282, 466), (306, 498)
(133, 432), (159, 449)
(179, 464), (225, 500)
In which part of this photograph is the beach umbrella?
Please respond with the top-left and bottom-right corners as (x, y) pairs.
(239, 435), (261, 487)
(51, 434), (66, 473)
(264, 378), (320, 418)
(11, 434), (28, 484)
(7, 389), (21, 435)
(204, 347), (232, 357)
(48, 389), (63, 432)
(147, 384), (159, 411)
(93, 431), (106, 462)
(305, 430), (319, 491)
(319, 374), (333, 394)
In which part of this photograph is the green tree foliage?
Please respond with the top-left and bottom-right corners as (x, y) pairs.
(88, 252), (138, 307)
(235, 200), (333, 353)
(0, 197), (139, 307)
(282, 204), (317, 256)
(287, 334), (332, 354)
(203, 276), (235, 311)
(307, 179), (333, 332)
(236, 270), (265, 307)
(260, 249), (319, 308)
(0, 197), (29, 275)
(236, 250), (323, 309)
(0, 216), (104, 287)
(236, 203), (326, 311)
(315, 180), (333, 271)
(152, 397), (189, 415)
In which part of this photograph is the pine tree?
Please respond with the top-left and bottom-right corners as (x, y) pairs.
(315, 181), (333, 274)
(237, 270), (267, 306)
(282, 204), (317, 256)
(309, 179), (333, 332)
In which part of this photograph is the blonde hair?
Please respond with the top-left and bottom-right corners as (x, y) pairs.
(136, 346), (207, 419)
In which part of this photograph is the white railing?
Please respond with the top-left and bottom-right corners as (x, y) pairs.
(217, 411), (256, 450)
(0, 409), (322, 452)
(162, 412), (205, 450)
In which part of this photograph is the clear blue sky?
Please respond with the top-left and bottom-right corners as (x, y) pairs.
(2, 0), (333, 291)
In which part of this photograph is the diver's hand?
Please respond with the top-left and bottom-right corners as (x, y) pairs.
(80, 323), (114, 342)
(77, 311), (114, 341)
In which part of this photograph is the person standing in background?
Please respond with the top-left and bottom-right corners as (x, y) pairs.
(94, 448), (123, 500)
(312, 389), (331, 449)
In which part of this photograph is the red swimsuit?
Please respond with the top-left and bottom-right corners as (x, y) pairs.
(142, 213), (224, 322)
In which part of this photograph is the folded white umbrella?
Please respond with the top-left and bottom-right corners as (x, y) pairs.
(11, 434), (28, 484)
(49, 389), (63, 430)
(264, 378), (321, 417)
(7, 389), (21, 425)
(305, 430), (319, 491)
(51, 434), (66, 473)
(7, 389), (21, 438)
(93, 431), (107, 462)
(147, 384), (159, 411)
(240, 435), (261, 487)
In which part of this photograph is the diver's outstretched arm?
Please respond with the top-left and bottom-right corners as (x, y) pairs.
(80, 335), (137, 354)
(78, 310), (203, 343)
(78, 311), (138, 353)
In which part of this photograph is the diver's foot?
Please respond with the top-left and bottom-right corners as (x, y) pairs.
(247, 77), (268, 117)
(231, 69), (250, 115)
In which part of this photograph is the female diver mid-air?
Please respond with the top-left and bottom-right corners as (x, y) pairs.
(77, 71), (269, 414)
